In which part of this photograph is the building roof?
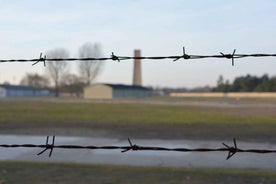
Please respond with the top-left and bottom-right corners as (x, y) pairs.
(0, 84), (42, 91)
(104, 83), (151, 90)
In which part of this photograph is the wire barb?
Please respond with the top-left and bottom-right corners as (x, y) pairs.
(37, 135), (55, 157)
(222, 138), (238, 160)
(32, 53), (46, 66)
(220, 49), (236, 66)
(111, 52), (120, 62)
(173, 47), (191, 61)
(122, 138), (140, 153)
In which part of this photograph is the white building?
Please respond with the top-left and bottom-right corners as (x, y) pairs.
(84, 83), (152, 99)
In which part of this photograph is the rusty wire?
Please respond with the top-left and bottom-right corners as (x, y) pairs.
(0, 48), (276, 66)
(1, 136), (276, 160)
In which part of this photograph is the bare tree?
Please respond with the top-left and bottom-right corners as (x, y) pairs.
(46, 48), (69, 97)
(78, 42), (104, 85)
(20, 73), (49, 88)
(60, 73), (85, 96)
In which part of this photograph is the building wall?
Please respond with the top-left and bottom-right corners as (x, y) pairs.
(170, 92), (225, 98)
(113, 89), (151, 98)
(170, 92), (276, 98)
(7, 89), (34, 97)
(226, 92), (276, 98)
(84, 84), (112, 99)
(0, 87), (6, 98)
(0, 85), (51, 98)
(6, 89), (50, 97)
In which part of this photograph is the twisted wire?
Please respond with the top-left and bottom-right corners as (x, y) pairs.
(1, 137), (275, 160)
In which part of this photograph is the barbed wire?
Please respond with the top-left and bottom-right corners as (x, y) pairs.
(0, 48), (276, 66)
(1, 136), (275, 160)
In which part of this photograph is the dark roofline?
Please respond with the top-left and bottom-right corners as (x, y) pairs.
(102, 83), (151, 90)
(0, 84), (43, 91)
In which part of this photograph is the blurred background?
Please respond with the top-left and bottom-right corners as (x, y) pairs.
(0, 0), (276, 183)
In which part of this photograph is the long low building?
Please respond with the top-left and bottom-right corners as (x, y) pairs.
(84, 83), (152, 99)
(170, 92), (276, 98)
(0, 84), (51, 98)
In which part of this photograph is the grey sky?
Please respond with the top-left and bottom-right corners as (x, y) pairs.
(0, 0), (276, 87)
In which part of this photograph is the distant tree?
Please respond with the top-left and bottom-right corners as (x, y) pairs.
(46, 48), (69, 97)
(254, 74), (271, 92)
(20, 73), (49, 88)
(224, 79), (230, 92)
(270, 76), (276, 91)
(231, 77), (242, 92)
(60, 73), (85, 96)
(216, 75), (225, 91)
(232, 75), (251, 92)
(214, 74), (276, 92)
(213, 75), (229, 92)
(232, 75), (259, 92)
(78, 42), (104, 85)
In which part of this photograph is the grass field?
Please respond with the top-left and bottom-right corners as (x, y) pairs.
(0, 161), (275, 184)
(0, 97), (275, 142)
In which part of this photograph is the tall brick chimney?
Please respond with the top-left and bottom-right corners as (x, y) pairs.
(133, 49), (142, 86)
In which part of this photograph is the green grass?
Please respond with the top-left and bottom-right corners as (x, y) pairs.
(0, 99), (275, 125)
(0, 161), (275, 184)
(0, 98), (275, 141)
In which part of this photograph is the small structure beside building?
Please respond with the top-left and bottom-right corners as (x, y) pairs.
(0, 84), (51, 98)
(84, 83), (152, 99)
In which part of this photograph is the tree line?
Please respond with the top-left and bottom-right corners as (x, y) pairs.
(213, 74), (276, 92)
(20, 42), (104, 97)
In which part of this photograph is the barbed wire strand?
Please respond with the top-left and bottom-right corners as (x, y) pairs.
(1, 136), (275, 160)
(0, 48), (276, 66)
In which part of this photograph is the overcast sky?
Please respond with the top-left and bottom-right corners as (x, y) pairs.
(0, 0), (276, 88)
